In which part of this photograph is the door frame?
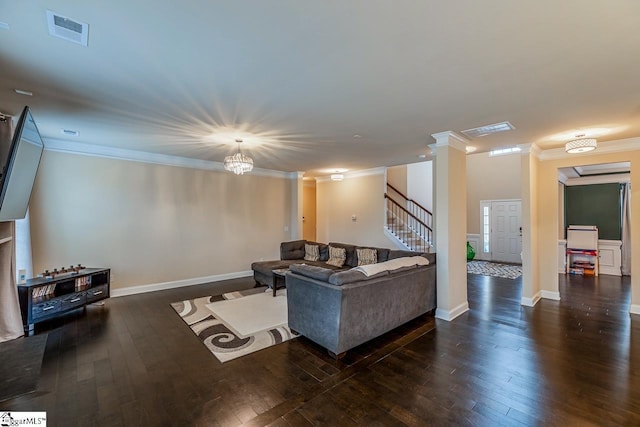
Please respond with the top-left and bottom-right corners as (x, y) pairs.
(479, 199), (522, 263)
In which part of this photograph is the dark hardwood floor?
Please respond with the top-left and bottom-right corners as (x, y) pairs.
(2, 272), (639, 426)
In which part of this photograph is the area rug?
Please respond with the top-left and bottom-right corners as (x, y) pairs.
(171, 288), (297, 363)
(467, 260), (522, 279)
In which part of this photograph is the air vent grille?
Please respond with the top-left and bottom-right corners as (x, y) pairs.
(47, 10), (89, 46)
(462, 121), (515, 139)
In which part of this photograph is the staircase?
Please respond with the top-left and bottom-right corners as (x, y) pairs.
(385, 183), (433, 252)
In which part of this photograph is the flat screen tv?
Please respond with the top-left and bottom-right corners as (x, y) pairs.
(0, 106), (45, 221)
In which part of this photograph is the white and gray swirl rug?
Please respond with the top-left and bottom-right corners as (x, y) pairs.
(467, 260), (522, 280)
(171, 288), (297, 363)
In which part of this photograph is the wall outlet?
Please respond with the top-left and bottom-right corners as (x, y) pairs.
(284, 225), (289, 232)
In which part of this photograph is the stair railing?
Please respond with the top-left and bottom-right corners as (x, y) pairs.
(384, 194), (432, 252)
(386, 183), (433, 233)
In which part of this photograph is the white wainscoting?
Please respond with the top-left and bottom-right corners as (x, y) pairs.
(558, 240), (567, 273)
(598, 240), (622, 276)
(466, 234), (486, 260)
(558, 239), (622, 276)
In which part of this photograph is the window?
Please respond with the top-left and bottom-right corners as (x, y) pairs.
(483, 206), (490, 253)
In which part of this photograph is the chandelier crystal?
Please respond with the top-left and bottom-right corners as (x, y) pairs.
(565, 138), (597, 154)
(224, 140), (254, 175)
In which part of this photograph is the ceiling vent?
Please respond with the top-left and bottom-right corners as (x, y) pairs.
(46, 10), (89, 46)
(461, 121), (515, 139)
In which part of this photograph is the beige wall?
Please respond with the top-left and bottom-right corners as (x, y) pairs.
(386, 165), (407, 195)
(407, 161), (433, 213)
(466, 152), (521, 234)
(29, 151), (293, 290)
(302, 180), (316, 241)
(535, 148), (640, 308)
(316, 172), (394, 248)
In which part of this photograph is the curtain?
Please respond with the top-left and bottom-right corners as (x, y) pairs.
(621, 182), (631, 276)
(0, 117), (24, 341)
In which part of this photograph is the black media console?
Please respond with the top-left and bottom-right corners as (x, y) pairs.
(17, 268), (110, 336)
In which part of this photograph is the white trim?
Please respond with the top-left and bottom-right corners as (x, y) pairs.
(630, 304), (640, 316)
(563, 173), (630, 186)
(558, 171), (568, 184)
(316, 167), (385, 183)
(521, 292), (541, 307)
(466, 233), (483, 260)
(43, 138), (294, 179)
(518, 143), (541, 158)
(383, 228), (412, 250)
(431, 131), (469, 152)
(435, 301), (469, 321)
(539, 136), (640, 161)
(111, 270), (253, 297)
(541, 290), (561, 300)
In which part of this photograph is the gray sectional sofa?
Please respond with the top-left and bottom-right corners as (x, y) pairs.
(251, 240), (437, 357)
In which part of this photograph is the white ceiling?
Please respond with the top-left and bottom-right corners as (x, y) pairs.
(1, 1), (640, 177)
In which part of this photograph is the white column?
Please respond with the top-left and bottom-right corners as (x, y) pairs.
(519, 144), (544, 306)
(430, 131), (469, 321)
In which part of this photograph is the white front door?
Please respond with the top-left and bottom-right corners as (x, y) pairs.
(490, 200), (522, 263)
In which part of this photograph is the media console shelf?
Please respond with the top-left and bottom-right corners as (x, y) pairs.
(17, 268), (110, 336)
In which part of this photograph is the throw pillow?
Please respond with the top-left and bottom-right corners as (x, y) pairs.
(326, 246), (346, 267)
(304, 244), (320, 261)
(356, 248), (377, 266)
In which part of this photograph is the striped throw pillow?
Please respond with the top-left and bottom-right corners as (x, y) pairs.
(356, 248), (377, 266)
(304, 244), (320, 261)
(326, 246), (346, 267)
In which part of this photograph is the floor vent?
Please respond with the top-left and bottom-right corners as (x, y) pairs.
(46, 10), (89, 46)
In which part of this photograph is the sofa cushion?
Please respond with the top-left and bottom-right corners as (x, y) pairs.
(280, 240), (306, 260)
(326, 246), (347, 267)
(328, 269), (389, 286)
(304, 244), (320, 261)
(290, 264), (334, 281)
(356, 248), (377, 266)
(318, 244), (329, 261)
(376, 248), (391, 262)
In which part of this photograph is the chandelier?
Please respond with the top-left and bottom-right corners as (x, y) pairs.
(224, 139), (253, 175)
(565, 137), (597, 154)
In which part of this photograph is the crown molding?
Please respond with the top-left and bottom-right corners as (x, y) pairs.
(558, 171), (568, 184)
(430, 131), (469, 152)
(563, 173), (630, 186)
(43, 138), (294, 179)
(539, 137), (640, 161)
(316, 166), (385, 183)
(518, 143), (542, 158)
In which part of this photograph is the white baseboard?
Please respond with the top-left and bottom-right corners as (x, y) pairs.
(435, 301), (469, 321)
(111, 270), (253, 297)
(521, 292), (541, 307)
(630, 304), (640, 315)
(541, 290), (561, 301)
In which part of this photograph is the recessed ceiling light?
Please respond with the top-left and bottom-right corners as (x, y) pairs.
(417, 154), (427, 159)
(462, 121), (515, 139)
(353, 134), (362, 139)
(61, 129), (79, 137)
(14, 89), (33, 96)
(465, 146), (477, 153)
